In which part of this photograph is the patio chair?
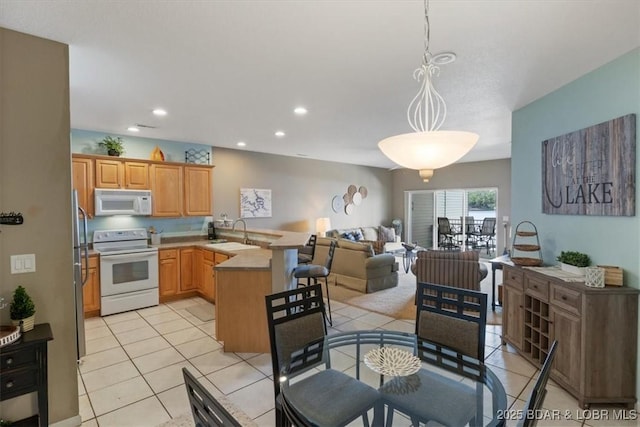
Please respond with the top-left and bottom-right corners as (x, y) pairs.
(437, 217), (457, 249)
(472, 217), (496, 254)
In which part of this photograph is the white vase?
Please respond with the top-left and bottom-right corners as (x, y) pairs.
(560, 262), (586, 276)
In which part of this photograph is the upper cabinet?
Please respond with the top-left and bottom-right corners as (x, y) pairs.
(72, 156), (95, 218)
(96, 159), (149, 189)
(72, 154), (213, 218)
(150, 164), (183, 217)
(184, 166), (213, 216)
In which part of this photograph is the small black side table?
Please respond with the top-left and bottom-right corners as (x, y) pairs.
(0, 323), (54, 426)
(489, 255), (511, 311)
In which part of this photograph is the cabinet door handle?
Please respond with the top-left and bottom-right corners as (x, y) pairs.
(6, 357), (13, 366)
(6, 381), (13, 389)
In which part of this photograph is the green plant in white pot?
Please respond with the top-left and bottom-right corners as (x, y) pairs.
(10, 285), (36, 332)
(556, 251), (590, 276)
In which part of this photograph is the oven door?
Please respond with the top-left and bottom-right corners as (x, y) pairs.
(100, 251), (159, 297)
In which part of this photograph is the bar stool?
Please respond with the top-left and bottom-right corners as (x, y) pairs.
(297, 234), (317, 265)
(293, 240), (336, 326)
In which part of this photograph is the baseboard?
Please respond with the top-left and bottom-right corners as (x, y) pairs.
(50, 414), (81, 427)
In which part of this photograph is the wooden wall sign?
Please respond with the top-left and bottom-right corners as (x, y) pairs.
(542, 114), (636, 216)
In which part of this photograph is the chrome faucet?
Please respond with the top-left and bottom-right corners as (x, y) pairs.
(232, 219), (249, 244)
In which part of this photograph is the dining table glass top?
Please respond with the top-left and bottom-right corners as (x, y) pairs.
(279, 329), (507, 427)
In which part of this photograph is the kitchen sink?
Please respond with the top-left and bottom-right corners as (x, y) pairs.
(205, 242), (260, 251)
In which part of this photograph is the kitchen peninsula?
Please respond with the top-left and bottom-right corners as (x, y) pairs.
(157, 227), (308, 353)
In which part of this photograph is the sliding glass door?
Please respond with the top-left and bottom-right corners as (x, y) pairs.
(405, 187), (498, 256)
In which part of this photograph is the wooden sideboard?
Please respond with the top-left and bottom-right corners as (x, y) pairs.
(0, 323), (54, 426)
(502, 264), (639, 408)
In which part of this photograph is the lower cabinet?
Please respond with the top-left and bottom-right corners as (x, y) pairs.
(159, 249), (180, 301)
(201, 251), (215, 302)
(83, 255), (100, 317)
(180, 248), (196, 292)
(502, 264), (639, 408)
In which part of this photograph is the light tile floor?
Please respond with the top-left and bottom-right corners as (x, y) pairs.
(78, 296), (639, 427)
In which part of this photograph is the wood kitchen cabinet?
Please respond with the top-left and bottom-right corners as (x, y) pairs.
(159, 249), (180, 301)
(184, 166), (212, 216)
(150, 164), (183, 217)
(96, 159), (149, 189)
(72, 156), (94, 218)
(179, 248), (197, 292)
(502, 264), (639, 408)
(201, 250), (215, 302)
(82, 255), (100, 317)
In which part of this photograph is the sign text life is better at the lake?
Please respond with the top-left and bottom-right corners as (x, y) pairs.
(542, 114), (636, 216)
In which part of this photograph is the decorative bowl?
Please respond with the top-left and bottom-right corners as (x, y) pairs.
(364, 347), (421, 377)
(0, 325), (21, 348)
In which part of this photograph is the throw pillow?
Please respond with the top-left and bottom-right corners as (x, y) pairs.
(379, 225), (396, 242)
(341, 232), (355, 241)
(352, 229), (364, 241)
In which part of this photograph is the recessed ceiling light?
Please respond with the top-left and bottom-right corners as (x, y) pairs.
(294, 107), (308, 115)
(153, 108), (167, 116)
(237, 141), (246, 147)
(275, 131), (285, 137)
(127, 126), (140, 132)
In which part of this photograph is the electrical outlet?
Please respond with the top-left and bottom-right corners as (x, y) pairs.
(10, 254), (36, 274)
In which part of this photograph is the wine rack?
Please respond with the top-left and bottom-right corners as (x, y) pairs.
(523, 295), (550, 365)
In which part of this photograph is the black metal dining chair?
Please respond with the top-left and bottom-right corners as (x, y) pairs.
(265, 284), (379, 427)
(517, 340), (558, 427)
(182, 367), (242, 427)
(415, 281), (488, 360)
(472, 217), (497, 254)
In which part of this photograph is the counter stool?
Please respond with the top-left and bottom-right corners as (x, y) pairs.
(293, 240), (336, 326)
(297, 234), (317, 265)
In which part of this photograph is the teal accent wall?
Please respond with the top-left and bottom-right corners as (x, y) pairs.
(512, 48), (640, 286)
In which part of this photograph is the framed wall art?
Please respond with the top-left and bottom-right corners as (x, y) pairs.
(240, 188), (272, 218)
(542, 114), (636, 216)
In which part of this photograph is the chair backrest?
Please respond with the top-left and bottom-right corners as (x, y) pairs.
(297, 234), (317, 263)
(265, 284), (327, 399)
(481, 218), (496, 236)
(415, 282), (487, 360)
(414, 250), (482, 291)
(462, 216), (475, 234)
(182, 367), (242, 427)
(517, 340), (558, 427)
(324, 239), (337, 270)
(306, 234), (317, 258)
(437, 217), (452, 234)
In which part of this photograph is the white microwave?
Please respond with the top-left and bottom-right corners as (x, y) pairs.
(94, 189), (153, 216)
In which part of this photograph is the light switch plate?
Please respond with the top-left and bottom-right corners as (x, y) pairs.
(11, 254), (36, 274)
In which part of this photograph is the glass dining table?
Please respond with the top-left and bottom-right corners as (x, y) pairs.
(279, 330), (507, 427)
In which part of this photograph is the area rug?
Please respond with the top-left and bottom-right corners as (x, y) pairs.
(186, 304), (215, 322)
(330, 260), (502, 325)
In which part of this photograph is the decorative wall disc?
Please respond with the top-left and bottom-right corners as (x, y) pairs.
(332, 195), (344, 213)
(343, 193), (352, 205)
(345, 204), (354, 215)
(352, 192), (363, 206)
(359, 186), (368, 198)
(347, 184), (357, 196)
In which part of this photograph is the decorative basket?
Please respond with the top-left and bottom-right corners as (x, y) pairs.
(12, 314), (35, 332)
(0, 325), (21, 348)
(585, 267), (605, 288)
(511, 257), (543, 267)
(597, 265), (623, 286)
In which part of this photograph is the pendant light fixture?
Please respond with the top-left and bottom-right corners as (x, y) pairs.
(378, 0), (478, 182)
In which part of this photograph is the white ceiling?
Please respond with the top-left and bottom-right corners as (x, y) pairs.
(1, 1), (639, 169)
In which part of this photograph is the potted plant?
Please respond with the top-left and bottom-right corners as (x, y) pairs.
(98, 136), (125, 156)
(556, 251), (590, 276)
(10, 285), (36, 332)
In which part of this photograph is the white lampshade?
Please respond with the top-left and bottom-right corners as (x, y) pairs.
(316, 217), (332, 237)
(378, 130), (478, 182)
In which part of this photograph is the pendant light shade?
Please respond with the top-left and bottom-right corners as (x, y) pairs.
(379, 131), (479, 182)
(378, 0), (478, 182)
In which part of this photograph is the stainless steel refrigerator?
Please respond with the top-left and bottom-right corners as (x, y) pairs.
(72, 190), (89, 360)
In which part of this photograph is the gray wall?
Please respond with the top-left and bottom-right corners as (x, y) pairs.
(0, 28), (77, 423)
(212, 147), (393, 232)
(391, 158), (512, 254)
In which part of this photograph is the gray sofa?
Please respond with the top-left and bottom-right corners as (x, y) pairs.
(312, 237), (399, 293)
